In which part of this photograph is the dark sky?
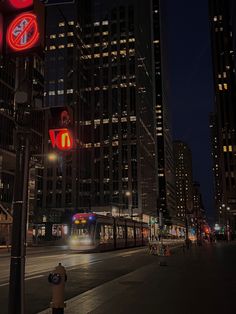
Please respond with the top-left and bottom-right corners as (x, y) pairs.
(162, 0), (215, 221)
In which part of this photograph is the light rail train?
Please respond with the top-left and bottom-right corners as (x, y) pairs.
(69, 213), (149, 252)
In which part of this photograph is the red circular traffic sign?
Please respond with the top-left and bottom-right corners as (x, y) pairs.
(6, 12), (39, 51)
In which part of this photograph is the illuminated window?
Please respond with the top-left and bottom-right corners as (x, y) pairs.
(218, 84), (223, 90)
(49, 46), (56, 50)
(58, 45), (65, 49)
(68, 21), (74, 25)
(59, 33), (65, 38)
(223, 83), (228, 90)
(50, 34), (56, 39)
(59, 22), (65, 27)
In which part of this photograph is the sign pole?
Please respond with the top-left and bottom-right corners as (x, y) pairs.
(8, 57), (32, 314)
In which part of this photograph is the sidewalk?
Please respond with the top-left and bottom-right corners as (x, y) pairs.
(38, 245), (182, 314)
(38, 262), (159, 314)
(37, 243), (236, 314)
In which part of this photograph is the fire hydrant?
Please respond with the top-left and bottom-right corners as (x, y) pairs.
(48, 263), (67, 314)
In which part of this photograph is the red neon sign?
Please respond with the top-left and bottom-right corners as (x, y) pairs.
(8, 0), (33, 9)
(6, 12), (39, 51)
(49, 129), (74, 151)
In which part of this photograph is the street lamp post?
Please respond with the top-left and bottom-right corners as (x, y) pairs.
(125, 191), (132, 218)
(226, 206), (231, 241)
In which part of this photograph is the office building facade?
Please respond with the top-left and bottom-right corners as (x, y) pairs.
(154, 0), (176, 225)
(40, 0), (158, 240)
(209, 0), (236, 235)
(173, 141), (193, 224)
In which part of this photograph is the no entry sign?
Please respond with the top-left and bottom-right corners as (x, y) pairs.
(6, 12), (39, 51)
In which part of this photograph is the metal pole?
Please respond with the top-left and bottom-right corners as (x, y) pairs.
(8, 57), (32, 314)
(8, 131), (25, 314)
(21, 135), (30, 314)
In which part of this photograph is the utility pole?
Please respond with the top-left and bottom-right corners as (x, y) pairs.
(8, 57), (32, 314)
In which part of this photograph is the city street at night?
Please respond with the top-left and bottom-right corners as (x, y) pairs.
(0, 242), (236, 314)
(1, 0), (236, 313)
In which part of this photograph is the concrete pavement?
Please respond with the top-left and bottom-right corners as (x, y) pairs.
(38, 242), (236, 314)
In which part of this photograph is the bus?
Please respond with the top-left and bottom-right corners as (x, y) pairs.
(69, 213), (149, 252)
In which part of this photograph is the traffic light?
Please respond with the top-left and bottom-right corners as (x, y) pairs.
(0, 0), (45, 55)
(48, 106), (75, 151)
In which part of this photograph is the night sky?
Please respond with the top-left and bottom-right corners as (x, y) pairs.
(162, 0), (215, 221)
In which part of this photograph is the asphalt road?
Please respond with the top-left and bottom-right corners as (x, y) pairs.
(0, 242), (236, 314)
(0, 246), (154, 314)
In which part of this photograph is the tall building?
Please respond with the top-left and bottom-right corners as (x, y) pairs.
(209, 0), (236, 236)
(209, 113), (221, 223)
(40, 0), (159, 240)
(153, 0), (176, 225)
(36, 2), (83, 240)
(173, 141), (193, 224)
(192, 181), (206, 241)
(80, 0), (157, 218)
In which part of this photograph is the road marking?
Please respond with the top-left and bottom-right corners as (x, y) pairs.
(25, 274), (44, 281)
(0, 274), (44, 287)
(0, 282), (8, 287)
(89, 260), (102, 265)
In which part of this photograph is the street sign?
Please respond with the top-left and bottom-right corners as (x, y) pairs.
(0, 0), (45, 55)
(6, 12), (39, 51)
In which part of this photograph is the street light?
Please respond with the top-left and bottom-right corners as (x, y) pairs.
(47, 152), (58, 162)
(125, 191), (132, 218)
(226, 206), (231, 241)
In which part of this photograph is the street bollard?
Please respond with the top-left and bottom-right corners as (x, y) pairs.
(48, 263), (67, 314)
